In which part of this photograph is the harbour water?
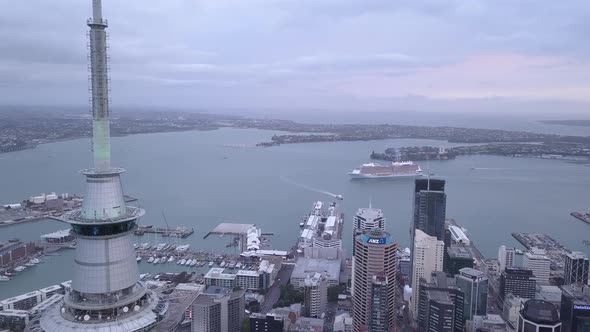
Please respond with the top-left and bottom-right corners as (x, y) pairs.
(1, 127), (590, 298)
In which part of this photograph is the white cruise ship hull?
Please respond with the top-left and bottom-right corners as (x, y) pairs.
(348, 172), (424, 179)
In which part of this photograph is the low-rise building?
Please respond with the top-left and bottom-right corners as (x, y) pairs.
(250, 313), (284, 332)
(291, 258), (341, 288)
(204, 268), (236, 289)
(333, 312), (352, 332)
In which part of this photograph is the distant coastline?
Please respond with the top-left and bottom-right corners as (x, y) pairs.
(539, 120), (590, 127)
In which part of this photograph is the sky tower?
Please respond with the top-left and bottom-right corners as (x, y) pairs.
(31, 1), (161, 331)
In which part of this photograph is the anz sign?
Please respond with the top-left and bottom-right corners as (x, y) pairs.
(367, 238), (386, 245)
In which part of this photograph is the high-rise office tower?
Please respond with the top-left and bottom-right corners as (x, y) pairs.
(352, 206), (385, 255)
(368, 275), (390, 332)
(444, 247), (474, 276)
(456, 268), (488, 320)
(411, 229), (444, 319)
(517, 299), (561, 332)
(352, 229), (397, 332)
(303, 273), (328, 318)
(524, 248), (551, 285)
(351, 206), (385, 296)
(564, 251), (590, 286)
(418, 272), (465, 332)
(500, 268), (536, 300)
(192, 287), (245, 332)
(34, 1), (161, 331)
(410, 179), (446, 286)
(560, 284), (590, 332)
(498, 245), (516, 271)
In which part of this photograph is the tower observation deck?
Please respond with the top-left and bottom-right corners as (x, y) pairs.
(29, 1), (163, 331)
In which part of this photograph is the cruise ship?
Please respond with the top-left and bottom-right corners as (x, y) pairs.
(349, 161), (423, 179)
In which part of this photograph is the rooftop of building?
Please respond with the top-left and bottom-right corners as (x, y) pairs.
(415, 178), (445, 192)
(355, 207), (383, 220)
(426, 289), (453, 305)
(194, 286), (245, 305)
(458, 267), (486, 279)
(430, 271), (458, 288)
(292, 257), (341, 281)
(535, 285), (562, 303)
(447, 246), (473, 258)
(561, 284), (590, 303)
(503, 267), (534, 276)
(521, 299), (560, 324)
(204, 268), (235, 280)
(567, 251), (589, 260)
(236, 270), (260, 277)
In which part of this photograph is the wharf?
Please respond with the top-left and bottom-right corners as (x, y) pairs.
(511, 232), (569, 277)
(134, 225), (194, 238)
(570, 211), (590, 225)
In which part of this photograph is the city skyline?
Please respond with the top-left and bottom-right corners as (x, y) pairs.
(1, 1), (590, 112)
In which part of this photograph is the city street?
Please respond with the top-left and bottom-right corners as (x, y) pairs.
(260, 264), (295, 313)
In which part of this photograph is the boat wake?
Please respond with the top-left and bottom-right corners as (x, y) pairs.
(471, 167), (510, 170)
(280, 175), (340, 199)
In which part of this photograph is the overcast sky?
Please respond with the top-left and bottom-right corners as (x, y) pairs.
(1, 0), (590, 113)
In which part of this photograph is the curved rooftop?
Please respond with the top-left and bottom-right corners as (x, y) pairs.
(521, 299), (560, 324)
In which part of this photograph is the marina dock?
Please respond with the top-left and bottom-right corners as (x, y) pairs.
(134, 225), (194, 238)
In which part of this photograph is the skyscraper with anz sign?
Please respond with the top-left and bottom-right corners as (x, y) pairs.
(352, 229), (397, 332)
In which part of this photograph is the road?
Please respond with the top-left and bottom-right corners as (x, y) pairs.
(260, 264), (295, 313)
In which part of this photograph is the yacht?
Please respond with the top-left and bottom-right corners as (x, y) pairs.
(14, 266), (26, 272)
(179, 259), (187, 265)
(0, 276), (9, 282)
(220, 261), (226, 268)
(208, 261), (214, 267)
(168, 256), (175, 263)
(147, 256), (155, 263)
(136, 256), (142, 262)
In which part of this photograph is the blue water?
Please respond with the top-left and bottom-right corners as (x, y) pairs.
(1, 126), (589, 298)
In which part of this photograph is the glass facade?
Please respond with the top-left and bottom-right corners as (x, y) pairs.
(72, 220), (136, 237)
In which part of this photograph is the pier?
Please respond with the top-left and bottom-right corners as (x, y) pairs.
(134, 225), (194, 238)
(511, 232), (569, 279)
(571, 211), (590, 225)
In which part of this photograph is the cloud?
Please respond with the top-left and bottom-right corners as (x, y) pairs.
(0, 0), (589, 112)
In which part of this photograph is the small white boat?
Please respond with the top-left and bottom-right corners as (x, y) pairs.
(14, 266), (26, 272)
(168, 256), (175, 263)
(152, 258), (160, 264)
(179, 259), (186, 265)
(136, 256), (142, 262)
(147, 256), (155, 263)
(0, 276), (9, 282)
(236, 262), (242, 269)
(220, 261), (226, 268)
(189, 259), (197, 267)
(208, 261), (214, 267)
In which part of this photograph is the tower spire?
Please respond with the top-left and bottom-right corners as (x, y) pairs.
(88, 0), (111, 171)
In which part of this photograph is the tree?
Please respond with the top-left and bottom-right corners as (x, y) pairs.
(241, 318), (250, 332)
(328, 284), (346, 302)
